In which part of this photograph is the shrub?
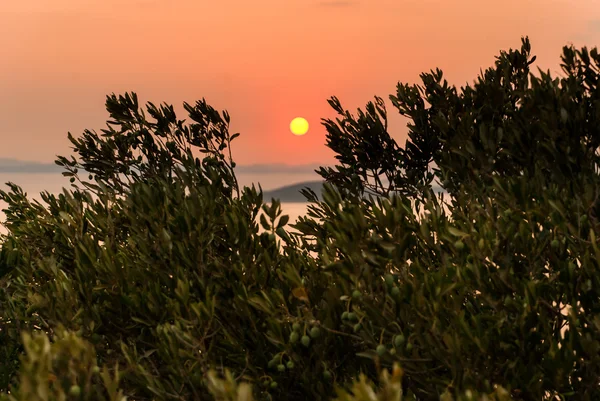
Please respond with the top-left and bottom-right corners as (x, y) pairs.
(1, 37), (600, 400)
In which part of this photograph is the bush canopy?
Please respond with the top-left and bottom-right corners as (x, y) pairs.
(1, 37), (600, 401)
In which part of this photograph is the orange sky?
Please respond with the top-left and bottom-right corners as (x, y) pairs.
(0, 0), (599, 166)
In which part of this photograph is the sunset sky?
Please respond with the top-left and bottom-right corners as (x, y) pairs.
(1, 0), (599, 167)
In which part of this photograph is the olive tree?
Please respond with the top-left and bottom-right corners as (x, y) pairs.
(1, 37), (600, 401)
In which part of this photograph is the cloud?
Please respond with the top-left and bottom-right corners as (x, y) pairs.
(316, 1), (358, 7)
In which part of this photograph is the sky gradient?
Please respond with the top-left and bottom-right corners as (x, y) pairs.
(1, 0), (599, 166)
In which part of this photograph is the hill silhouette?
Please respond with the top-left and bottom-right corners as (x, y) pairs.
(0, 158), (61, 173)
(262, 180), (325, 202)
(262, 180), (446, 202)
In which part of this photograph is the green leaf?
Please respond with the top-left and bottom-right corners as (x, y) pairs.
(259, 214), (270, 231)
(277, 214), (290, 229)
(447, 226), (469, 238)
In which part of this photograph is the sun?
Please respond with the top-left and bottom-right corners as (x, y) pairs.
(290, 117), (309, 136)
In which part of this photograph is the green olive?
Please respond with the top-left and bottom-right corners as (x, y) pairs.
(309, 327), (321, 338)
(69, 385), (81, 396)
(394, 335), (405, 347)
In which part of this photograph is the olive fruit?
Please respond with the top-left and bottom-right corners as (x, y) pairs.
(268, 359), (277, 369)
(376, 344), (387, 356)
(323, 370), (332, 381)
(352, 290), (362, 300)
(301, 335), (311, 347)
(69, 385), (81, 396)
(393, 335), (405, 347)
(406, 342), (413, 351)
(454, 240), (465, 251)
(347, 312), (358, 322)
(353, 323), (362, 333)
(292, 323), (301, 332)
(309, 327), (321, 338)
(551, 239), (560, 249)
(289, 331), (300, 344)
(270, 381), (278, 389)
(286, 361), (294, 369)
(92, 366), (101, 374)
(277, 364), (285, 372)
(391, 287), (400, 297)
(341, 311), (349, 320)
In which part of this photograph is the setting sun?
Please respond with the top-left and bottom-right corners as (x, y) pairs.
(290, 117), (309, 136)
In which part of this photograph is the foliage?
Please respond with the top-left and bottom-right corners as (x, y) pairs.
(295, 37), (600, 398)
(1, 37), (600, 401)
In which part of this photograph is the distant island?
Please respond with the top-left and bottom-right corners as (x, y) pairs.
(262, 181), (325, 202)
(0, 158), (325, 175)
(0, 158), (62, 173)
(262, 180), (445, 203)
